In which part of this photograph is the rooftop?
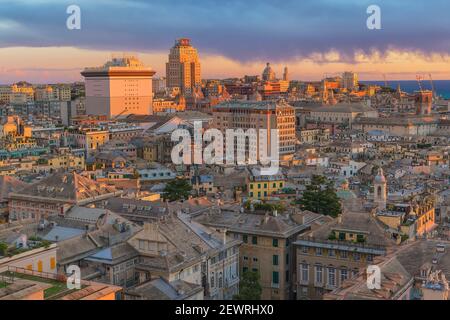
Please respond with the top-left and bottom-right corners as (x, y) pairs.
(0, 267), (121, 300)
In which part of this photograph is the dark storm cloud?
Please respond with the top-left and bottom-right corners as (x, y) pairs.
(0, 0), (448, 61)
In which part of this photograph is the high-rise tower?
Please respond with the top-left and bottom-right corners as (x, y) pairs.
(81, 55), (155, 118)
(166, 38), (201, 95)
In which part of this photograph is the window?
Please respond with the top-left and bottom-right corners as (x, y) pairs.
(37, 260), (43, 272)
(252, 268), (258, 272)
(250, 184), (253, 189)
(243, 256), (248, 261)
(252, 236), (258, 245)
(315, 247), (322, 256)
(243, 235), (248, 243)
(328, 249), (335, 257)
(300, 263), (309, 282)
(273, 183), (276, 188)
(272, 239), (278, 247)
(302, 246), (308, 254)
(286, 253), (289, 265)
(327, 267), (336, 287)
(340, 250), (348, 259)
(339, 232), (345, 240)
(353, 253), (361, 261)
(210, 272), (215, 288)
(272, 271), (279, 284)
(273, 255), (279, 266)
(367, 254), (373, 262)
(252, 257), (258, 262)
(286, 270), (289, 282)
(340, 269), (348, 283)
(243, 267), (248, 273)
(315, 265), (323, 284)
(50, 257), (56, 269)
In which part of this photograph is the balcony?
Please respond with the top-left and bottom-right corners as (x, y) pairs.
(294, 237), (386, 255)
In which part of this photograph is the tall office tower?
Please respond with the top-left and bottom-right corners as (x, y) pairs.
(166, 38), (201, 95)
(342, 71), (358, 90)
(415, 90), (433, 115)
(81, 55), (155, 119)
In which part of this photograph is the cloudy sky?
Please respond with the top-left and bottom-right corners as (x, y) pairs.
(0, 0), (449, 83)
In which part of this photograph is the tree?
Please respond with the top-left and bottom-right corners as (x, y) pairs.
(298, 175), (342, 217)
(0, 242), (8, 256)
(234, 270), (262, 300)
(162, 178), (192, 202)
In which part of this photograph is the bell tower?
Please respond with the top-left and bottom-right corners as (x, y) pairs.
(374, 167), (387, 210)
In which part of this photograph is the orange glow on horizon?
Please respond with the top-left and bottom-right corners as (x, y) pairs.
(0, 46), (449, 83)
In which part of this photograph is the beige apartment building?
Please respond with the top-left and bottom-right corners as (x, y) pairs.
(294, 210), (396, 300)
(81, 55), (155, 118)
(0, 86), (11, 104)
(34, 85), (71, 102)
(213, 100), (296, 162)
(195, 209), (309, 300)
(342, 71), (358, 90)
(166, 38), (201, 95)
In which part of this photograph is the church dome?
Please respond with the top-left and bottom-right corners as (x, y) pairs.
(374, 168), (386, 184)
(262, 62), (276, 81)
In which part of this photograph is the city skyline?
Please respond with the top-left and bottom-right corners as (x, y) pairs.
(1, 0), (450, 83)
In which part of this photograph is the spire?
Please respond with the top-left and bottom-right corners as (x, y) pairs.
(321, 81), (328, 104)
(374, 167), (386, 183)
(283, 66), (289, 81)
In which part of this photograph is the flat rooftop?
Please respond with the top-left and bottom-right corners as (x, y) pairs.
(0, 268), (121, 300)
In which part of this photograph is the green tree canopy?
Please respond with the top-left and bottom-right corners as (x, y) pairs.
(234, 270), (262, 300)
(0, 242), (8, 256)
(162, 178), (192, 202)
(298, 175), (342, 217)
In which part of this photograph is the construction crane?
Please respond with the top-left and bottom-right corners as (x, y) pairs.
(382, 74), (388, 88)
(112, 108), (128, 121)
(429, 74), (437, 101)
(416, 75), (424, 93)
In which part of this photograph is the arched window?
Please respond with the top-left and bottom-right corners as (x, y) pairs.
(210, 272), (215, 288)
